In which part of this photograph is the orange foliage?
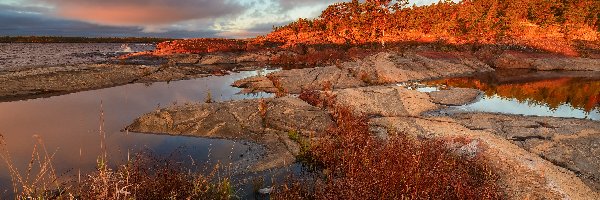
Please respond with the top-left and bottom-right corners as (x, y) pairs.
(267, 0), (600, 55)
(274, 103), (501, 199)
(268, 45), (376, 66)
(153, 38), (248, 55)
(142, 0), (600, 58)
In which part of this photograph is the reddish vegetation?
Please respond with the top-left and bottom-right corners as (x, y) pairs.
(427, 77), (600, 112)
(140, 0), (599, 63)
(269, 45), (377, 66)
(77, 153), (232, 199)
(268, 0), (599, 56)
(269, 76), (289, 98)
(276, 91), (501, 199)
(298, 89), (336, 109)
(153, 38), (250, 55)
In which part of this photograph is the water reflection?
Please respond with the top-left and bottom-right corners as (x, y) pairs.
(423, 70), (600, 120)
(456, 94), (600, 120)
(0, 70), (275, 195)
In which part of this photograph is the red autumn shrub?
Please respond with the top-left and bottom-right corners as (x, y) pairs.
(274, 106), (501, 200)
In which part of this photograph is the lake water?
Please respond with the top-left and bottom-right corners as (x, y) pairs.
(0, 43), (155, 70)
(0, 70), (277, 197)
(418, 70), (600, 120)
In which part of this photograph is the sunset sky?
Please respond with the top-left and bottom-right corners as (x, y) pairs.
(0, 0), (446, 38)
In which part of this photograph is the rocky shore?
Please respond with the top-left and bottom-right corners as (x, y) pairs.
(127, 84), (600, 199)
(120, 45), (599, 199)
(2, 42), (599, 102)
(0, 55), (259, 102)
(2, 42), (600, 198)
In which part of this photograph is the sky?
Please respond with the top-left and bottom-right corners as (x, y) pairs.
(0, 0), (444, 38)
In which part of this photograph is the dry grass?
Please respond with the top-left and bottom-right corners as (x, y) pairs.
(298, 89), (336, 109)
(205, 90), (214, 103)
(277, 92), (502, 199)
(268, 76), (289, 98)
(77, 152), (233, 200)
(0, 136), (235, 200)
(0, 134), (61, 199)
(268, 44), (379, 66)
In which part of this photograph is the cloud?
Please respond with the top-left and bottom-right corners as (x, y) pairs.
(36, 0), (244, 26)
(278, 0), (338, 10)
(215, 20), (292, 38)
(0, 0), (446, 38)
(1, 0), (342, 37)
(0, 4), (219, 38)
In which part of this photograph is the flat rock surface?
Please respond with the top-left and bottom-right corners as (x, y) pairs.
(269, 66), (366, 93)
(345, 51), (492, 84)
(126, 97), (334, 172)
(128, 78), (600, 199)
(337, 86), (600, 199)
(370, 116), (599, 200)
(233, 66), (366, 94)
(0, 44), (272, 102)
(493, 52), (600, 71)
(231, 76), (279, 94)
(428, 88), (481, 106)
(0, 63), (259, 102)
(450, 112), (600, 192)
(333, 86), (440, 117)
(233, 51), (494, 94)
(0, 64), (155, 102)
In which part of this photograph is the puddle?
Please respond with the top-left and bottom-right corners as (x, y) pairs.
(420, 70), (600, 120)
(0, 70), (276, 196)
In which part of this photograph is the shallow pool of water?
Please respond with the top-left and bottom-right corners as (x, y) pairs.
(421, 70), (600, 120)
(0, 70), (275, 196)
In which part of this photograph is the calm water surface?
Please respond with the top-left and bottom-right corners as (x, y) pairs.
(0, 70), (276, 196)
(419, 70), (600, 120)
(0, 43), (155, 70)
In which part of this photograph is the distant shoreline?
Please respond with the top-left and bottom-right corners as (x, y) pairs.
(0, 36), (173, 43)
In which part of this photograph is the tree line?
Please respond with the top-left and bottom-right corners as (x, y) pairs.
(266, 0), (600, 46)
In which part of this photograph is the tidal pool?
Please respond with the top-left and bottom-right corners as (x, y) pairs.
(421, 70), (600, 120)
(0, 70), (277, 197)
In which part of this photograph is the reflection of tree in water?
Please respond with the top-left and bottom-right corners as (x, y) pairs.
(426, 77), (600, 113)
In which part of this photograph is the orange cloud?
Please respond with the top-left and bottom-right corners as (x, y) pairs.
(56, 5), (197, 26)
(41, 0), (243, 26)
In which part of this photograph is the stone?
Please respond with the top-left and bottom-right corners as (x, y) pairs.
(428, 88), (481, 106)
(258, 187), (273, 195)
(233, 51), (494, 94)
(199, 54), (235, 65)
(126, 97), (334, 172)
(451, 112), (600, 192)
(334, 86), (440, 117)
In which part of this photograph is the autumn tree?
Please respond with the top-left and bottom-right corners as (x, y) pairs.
(266, 0), (599, 47)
